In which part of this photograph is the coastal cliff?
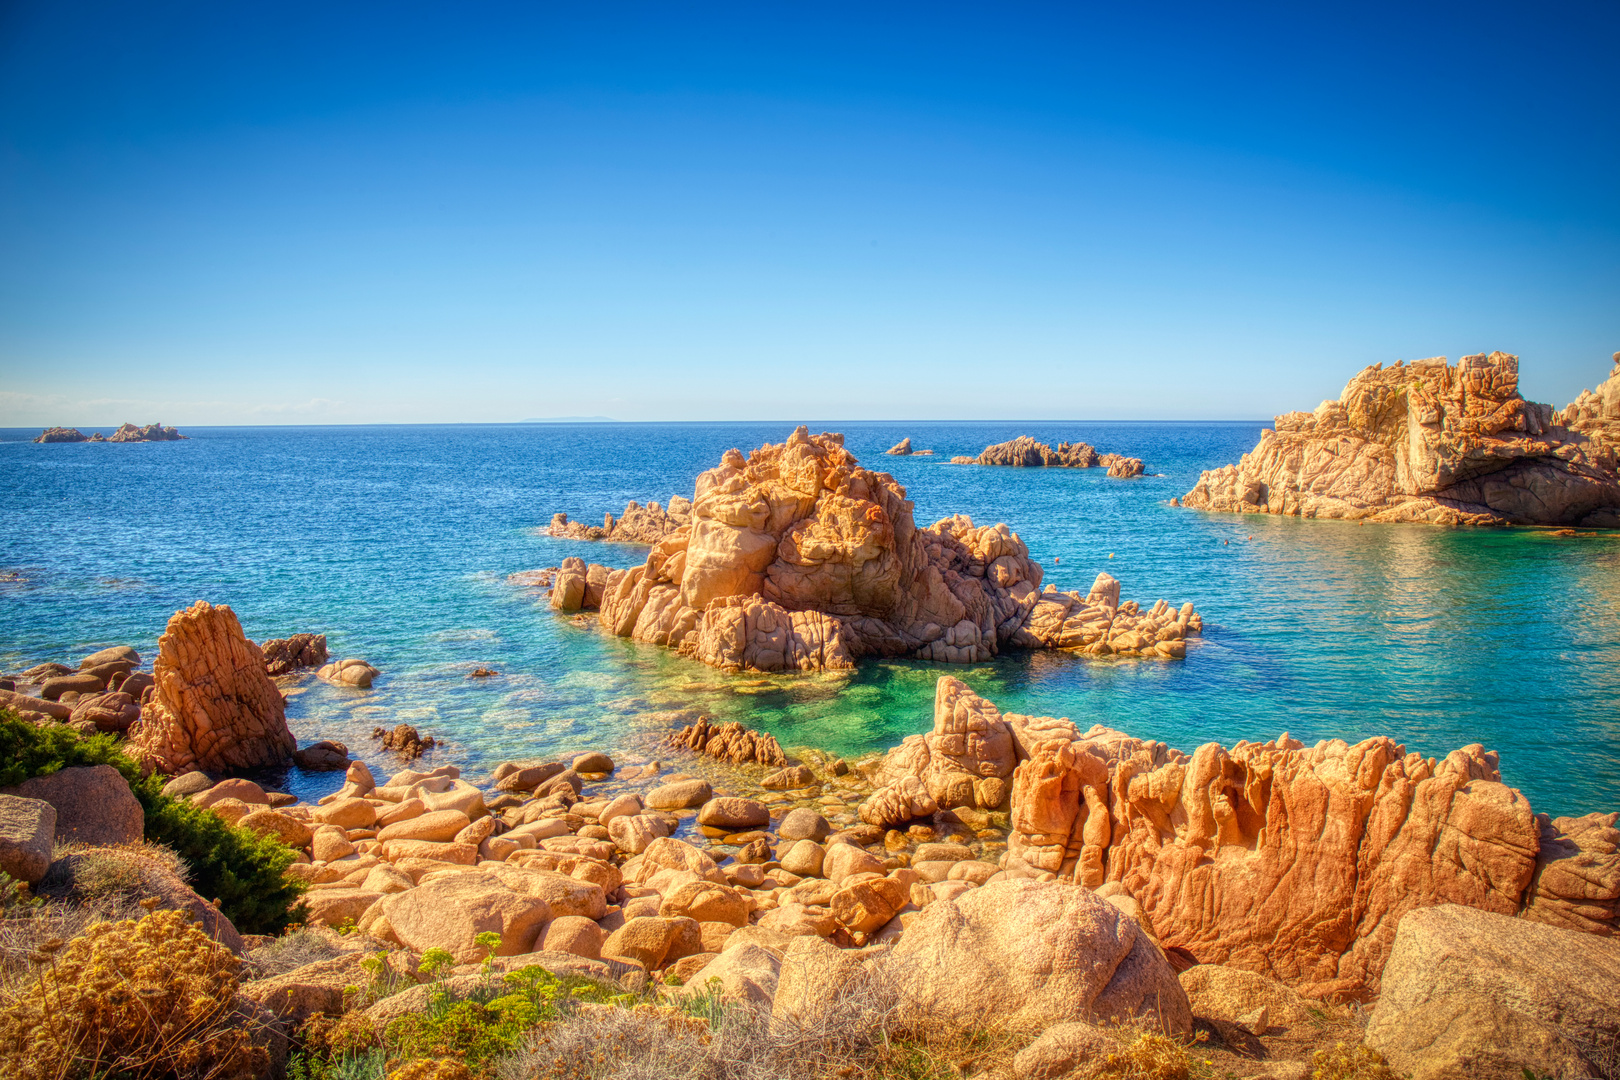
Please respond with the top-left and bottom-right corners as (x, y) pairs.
(549, 427), (1199, 672)
(1183, 351), (1620, 526)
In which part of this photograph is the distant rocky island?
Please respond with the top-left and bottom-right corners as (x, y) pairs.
(1182, 350), (1620, 526)
(545, 427), (1198, 672)
(32, 422), (186, 444)
(950, 435), (1145, 478)
(884, 437), (934, 456)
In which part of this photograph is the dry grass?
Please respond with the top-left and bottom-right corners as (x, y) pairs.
(246, 926), (357, 979)
(0, 903), (271, 1080)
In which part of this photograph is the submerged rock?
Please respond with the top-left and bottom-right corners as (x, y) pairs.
(1184, 350), (1620, 525)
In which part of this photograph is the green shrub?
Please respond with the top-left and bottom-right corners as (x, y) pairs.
(0, 708), (306, 934)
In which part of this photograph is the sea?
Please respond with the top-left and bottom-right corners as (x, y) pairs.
(2, 422), (1615, 819)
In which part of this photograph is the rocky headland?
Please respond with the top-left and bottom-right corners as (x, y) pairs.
(3, 601), (1617, 1080)
(546, 427), (1199, 672)
(1182, 350), (1620, 526)
(950, 436), (1145, 478)
(31, 422), (187, 443)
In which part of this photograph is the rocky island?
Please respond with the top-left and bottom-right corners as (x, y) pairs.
(1182, 351), (1620, 526)
(31, 422), (187, 443)
(950, 436), (1145, 478)
(548, 427), (1199, 671)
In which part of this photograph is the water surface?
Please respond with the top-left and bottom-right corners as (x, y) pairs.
(1, 422), (1614, 817)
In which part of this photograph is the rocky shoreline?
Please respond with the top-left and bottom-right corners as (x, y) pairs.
(1182, 351), (1620, 526)
(4, 596), (1619, 1078)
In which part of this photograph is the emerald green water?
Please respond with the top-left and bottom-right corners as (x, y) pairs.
(2, 422), (1616, 818)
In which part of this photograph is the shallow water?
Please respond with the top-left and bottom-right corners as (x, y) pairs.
(2, 422), (1616, 817)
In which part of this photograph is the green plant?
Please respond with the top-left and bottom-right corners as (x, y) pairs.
(419, 947), (455, 980)
(0, 872), (41, 916)
(0, 905), (269, 1080)
(0, 708), (307, 934)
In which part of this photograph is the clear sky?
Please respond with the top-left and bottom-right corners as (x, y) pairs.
(1, 2), (1616, 425)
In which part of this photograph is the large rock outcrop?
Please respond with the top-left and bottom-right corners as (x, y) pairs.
(559, 428), (1198, 672)
(126, 601), (296, 774)
(107, 421), (186, 442)
(874, 678), (1620, 1002)
(1183, 351), (1620, 526)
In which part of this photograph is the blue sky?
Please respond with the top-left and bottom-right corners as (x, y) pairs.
(1, 2), (1616, 424)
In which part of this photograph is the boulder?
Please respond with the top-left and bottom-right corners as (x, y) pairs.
(194, 777), (269, 808)
(686, 943), (781, 1005)
(608, 813), (670, 854)
(659, 880), (751, 927)
(1179, 965), (1322, 1028)
(0, 795), (56, 884)
(762, 765), (816, 790)
(771, 934), (867, 1031)
(303, 888), (384, 928)
(646, 778), (713, 809)
(125, 601), (297, 773)
(258, 633), (328, 676)
(2, 765), (143, 845)
(890, 878), (1190, 1034)
(602, 916), (688, 970)
(241, 951), (373, 1026)
(377, 809), (471, 843)
(482, 863), (609, 920)
(317, 658), (380, 688)
(372, 873), (553, 962)
(776, 808), (831, 841)
(312, 798), (377, 830)
(1364, 904), (1620, 1080)
(293, 740), (350, 771)
(493, 761), (565, 793)
(779, 840), (825, 878)
(160, 771), (215, 798)
(830, 876), (909, 934)
(68, 691), (141, 732)
(1011, 1022), (1113, 1080)
(697, 797), (769, 830)
(822, 843), (885, 883)
(572, 752), (614, 773)
(79, 645), (140, 669)
(39, 845), (244, 952)
(238, 809), (315, 850)
(39, 672), (107, 701)
(540, 915), (606, 960)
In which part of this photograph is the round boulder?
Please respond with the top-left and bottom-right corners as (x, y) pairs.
(697, 797), (769, 830)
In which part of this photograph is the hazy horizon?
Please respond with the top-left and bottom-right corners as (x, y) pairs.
(3, 2), (1616, 426)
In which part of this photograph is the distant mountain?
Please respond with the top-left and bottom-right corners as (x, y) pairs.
(519, 416), (620, 423)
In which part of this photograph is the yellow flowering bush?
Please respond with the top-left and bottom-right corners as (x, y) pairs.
(0, 905), (268, 1080)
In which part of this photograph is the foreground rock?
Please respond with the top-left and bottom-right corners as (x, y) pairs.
(891, 879), (1191, 1033)
(559, 427), (1198, 671)
(1184, 350), (1620, 525)
(1, 765), (143, 845)
(0, 795), (56, 883)
(126, 601), (296, 774)
(1365, 904), (1620, 1080)
(872, 677), (1620, 1001)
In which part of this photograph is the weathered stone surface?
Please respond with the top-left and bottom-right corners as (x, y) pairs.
(1184, 351), (1620, 526)
(39, 844), (244, 952)
(687, 942), (781, 1005)
(292, 740), (350, 771)
(239, 809), (314, 850)
(1179, 965), (1322, 1027)
(259, 633), (328, 676)
(572, 752), (614, 773)
(318, 658), (380, 688)
(1519, 810), (1620, 935)
(241, 951), (374, 1026)
(771, 934), (868, 1030)
(68, 691), (141, 732)
(302, 888), (385, 929)
(482, 864), (608, 920)
(646, 778), (713, 809)
(0, 795), (56, 884)
(1365, 904), (1620, 1080)
(875, 677), (1016, 811)
(547, 497), (692, 546)
(377, 809), (471, 843)
(312, 798), (377, 830)
(890, 878), (1190, 1033)
(2, 765), (143, 845)
(568, 428), (1196, 671)
(373, 873), (552, 962)
(540, 915), (606, 960)
(859, 776), (938, 828)
(830, 875), (908, 934)
(669, 718), (788, 766)
(762, 765), (816, 789)
(126, 601), (297, 773)
(602, 916), (688, 969)
(777, 807), (831, 842)
(659, 880), (751, 927)
(822, 843), (885, 883)
(697, 797), (769, 830)
(1011, 1022), (1113, 1080)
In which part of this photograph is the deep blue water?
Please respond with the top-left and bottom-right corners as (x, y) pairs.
(1, 422), (1616, 818)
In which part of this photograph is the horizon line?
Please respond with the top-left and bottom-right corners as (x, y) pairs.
(2, 418), (1274, 431)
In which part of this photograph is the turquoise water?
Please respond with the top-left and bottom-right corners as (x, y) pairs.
(1, 422), (1616, 818)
